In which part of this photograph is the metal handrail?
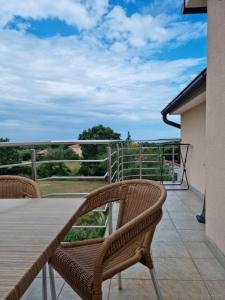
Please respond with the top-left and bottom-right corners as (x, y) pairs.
(37, 175), (107, 181)
(0, 139), (121, 148)
(0, 139), (190, 232)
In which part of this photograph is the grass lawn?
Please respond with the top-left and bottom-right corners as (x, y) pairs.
(38, 179), (106, 196)
(64, 162), (81, 172)
(38, 180), (108, 242)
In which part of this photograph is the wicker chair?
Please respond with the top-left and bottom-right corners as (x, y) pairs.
(0, 175), (40, 198)
(49, 179), (167, 300)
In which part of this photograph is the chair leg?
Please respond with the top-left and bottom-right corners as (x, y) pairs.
(49, 264), (57, 300)
(149, 267), (163, 300)
(42, 265), (48, 300)
(118, 273), (122, 290)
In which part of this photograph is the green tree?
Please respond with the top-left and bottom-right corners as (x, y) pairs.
(0, 138), (31, 177)
(78, 125), (121, 176)
(0, 138), (19, 165)
(37, 146), (79, 179)
(126, 131), (131, 141)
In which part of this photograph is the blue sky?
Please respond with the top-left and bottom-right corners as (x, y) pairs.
(0, 0), (207, 142)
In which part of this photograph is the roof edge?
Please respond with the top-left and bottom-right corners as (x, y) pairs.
(182, 0), (207, 14)
(161, 68), (207, 116)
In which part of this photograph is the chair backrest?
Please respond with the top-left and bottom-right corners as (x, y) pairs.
(87, 180), (167, 281)
(0, 175), (41, 198)
(105, 180), (166, 258)
(116, 180), (163, 228)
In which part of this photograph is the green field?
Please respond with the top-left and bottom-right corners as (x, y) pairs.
(38, 179), (106, 196)
(64, 162), (81, 172)
(38, 179), (108, 242)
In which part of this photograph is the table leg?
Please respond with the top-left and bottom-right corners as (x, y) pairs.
(42, 265), (48, 300)
(49, 265), (57, 300)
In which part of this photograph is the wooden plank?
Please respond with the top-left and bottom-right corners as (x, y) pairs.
(0, 197), (84, 300)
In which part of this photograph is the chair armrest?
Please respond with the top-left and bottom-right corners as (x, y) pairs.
(76, 182), (129, 217)
(61, 238), (105, 248)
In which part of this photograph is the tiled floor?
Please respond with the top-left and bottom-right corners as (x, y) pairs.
(22, 190), (225, 299)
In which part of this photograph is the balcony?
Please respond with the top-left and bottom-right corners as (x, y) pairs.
(1, 140), (225, 299)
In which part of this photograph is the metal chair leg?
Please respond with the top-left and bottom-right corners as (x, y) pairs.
(149, 268), (163, 300)
(118, 273), (122, 290)
(49, 264), (57, 300)
(42, 265), (48, 300)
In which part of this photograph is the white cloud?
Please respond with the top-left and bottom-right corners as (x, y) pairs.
(0, 1), (207, 140)
(0, 28), (205, 128)
(102, 6), (206, 50)
(0, 0), (108, 29)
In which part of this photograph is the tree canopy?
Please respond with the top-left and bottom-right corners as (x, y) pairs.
(78, 125), (121, 159)
(78, 125), (121, 176)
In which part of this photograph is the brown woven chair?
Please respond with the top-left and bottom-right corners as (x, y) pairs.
(0, 175), (40, 198)
(49, 179), (167, 300)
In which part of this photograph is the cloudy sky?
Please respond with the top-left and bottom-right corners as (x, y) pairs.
(0, 0), (207, 142)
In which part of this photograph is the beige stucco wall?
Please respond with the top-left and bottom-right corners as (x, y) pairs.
(181, 102), (206, 194)
(206, 0), (225, 255)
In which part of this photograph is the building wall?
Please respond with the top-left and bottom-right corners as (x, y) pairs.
(206, 0), (225, 255)
(181, 102), (206, 194)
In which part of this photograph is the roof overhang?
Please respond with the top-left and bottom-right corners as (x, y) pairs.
(171, 89), (206, 115)
(162, 68), (206, 115)
(183, 0), (207, 14)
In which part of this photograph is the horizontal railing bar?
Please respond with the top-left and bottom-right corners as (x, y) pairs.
(43, 195), (109, 212)
(123, 174), (162, 178)
(0, 162), (32, 169)
(0, 140), (121, 148)
(122, 154), (161, 157)
(36, 158), (107, 164)
(42, 192), (88, 197)
(72, 225), (106, 228)
(122, 161), (161, 165)
(123, 167), (160, 171)
(37, 176), (107, 181)
(0, 158), (108, 169)
(0, 139), (188, 149)
(73, 213), (109, 229)
(122, 148), (140, 151)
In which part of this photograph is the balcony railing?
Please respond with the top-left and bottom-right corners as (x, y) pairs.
(0, 139), (190, 235)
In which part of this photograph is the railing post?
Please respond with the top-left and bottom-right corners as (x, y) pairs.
(116, 143), (120, 182)
(172, 145), (175, 182)
(121, 143), (124, 180)
(139, 143), (142, 179)
(31, 148), (37, 181)
(107, 145), (113, 234)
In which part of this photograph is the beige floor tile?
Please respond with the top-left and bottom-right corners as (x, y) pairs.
(22, 277), (64, 300)
(205, 280), (225, 299)
(162, 208), (170, 219)
(157, 218), (176, 230)
(154, 229), (181, 242)
(185, 242), (214, 258)
(188, 205), (203, 214)
(159, 280), (211, 300)
(109, 279), (157, 300)
(173, 219), (205, 230)
(58, 280), (110, 300)
(168, 211), (196, 220)
(152, 241), (190, 258)
(121, 263), (150, 279)
(194, 258), (225, 280)
(166, 204), (191, 213)
(154, 258), (201, 280)
(178, 229), (206, 242)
